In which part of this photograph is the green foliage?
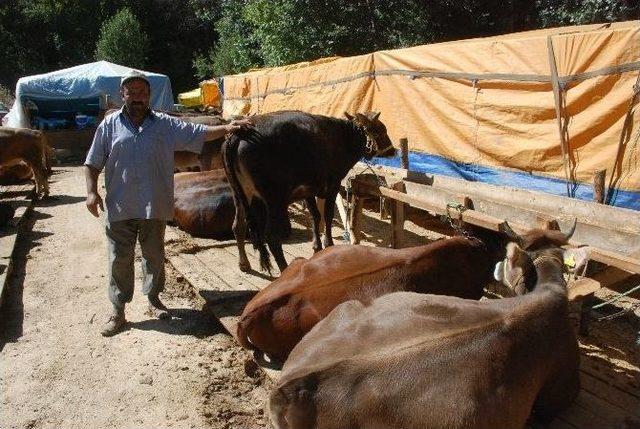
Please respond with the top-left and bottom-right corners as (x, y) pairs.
(0, 84), (14, 107)
(537, 0), (639, 27)
(95, 8), (148, 69)
(1, 0), (638, 93)
(195, 0), (263, 78)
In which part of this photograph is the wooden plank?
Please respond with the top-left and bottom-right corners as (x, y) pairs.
(390, 181), (405, 248)
(44, 128), (94, 151)
(567, 278), (600, 301)
(583, 247), (640, 275)
(561, 390), (624, 429)
(167, 253), (215, 292)
(335, 194), (349, 235)
(580, 372), (640, 417)
(194, 247), (271, 291)
(558, 391), (616, 429)
(347, 162), (640, 238)
(352, 178), (640, 274)
(590, 266), (635, 289)
(580, 355), (640, 399)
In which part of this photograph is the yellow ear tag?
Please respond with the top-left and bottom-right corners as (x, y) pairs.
(564, 253), (576, 268)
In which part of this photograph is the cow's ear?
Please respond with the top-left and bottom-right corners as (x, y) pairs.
(506, 242), (525, 266)
(344, 112), (354, 121)
(563, 246), (590, 273)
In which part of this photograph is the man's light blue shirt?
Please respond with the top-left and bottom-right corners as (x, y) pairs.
(84, 108), (207, 222)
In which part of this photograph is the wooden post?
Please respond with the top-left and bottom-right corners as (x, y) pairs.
(593, 169), (606, 204)
(390, 181), (406, 248)
(348, 189), (365, 245)
(535, 215), (559, 231)
(400, 137), (409, 170)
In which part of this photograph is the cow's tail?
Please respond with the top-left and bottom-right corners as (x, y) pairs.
(222, 132), (272, 273)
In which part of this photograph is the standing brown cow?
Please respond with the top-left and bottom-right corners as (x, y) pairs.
(0, 127), (50, 198)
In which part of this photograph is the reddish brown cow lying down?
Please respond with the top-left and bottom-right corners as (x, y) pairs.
(0, 127), (50, 198)
(237, 224), (577, 362)
(268, 237), (589, 429)
(173, 169), (235, 239)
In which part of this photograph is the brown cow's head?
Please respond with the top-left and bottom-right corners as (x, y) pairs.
(344, 111), (396, 159)
(495, 243), (590, 295)
(494, 221), (590, 295)
(499, 219), (577, 251)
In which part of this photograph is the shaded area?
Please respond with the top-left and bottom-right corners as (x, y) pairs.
(0, 210), (53, 352)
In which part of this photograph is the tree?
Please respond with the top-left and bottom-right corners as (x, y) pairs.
(95, 7), (148, 69)
(536, 0), (639, 27)
(196, 0), (262, 78)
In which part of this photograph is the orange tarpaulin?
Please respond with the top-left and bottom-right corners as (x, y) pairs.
(222, 21), (640, 210)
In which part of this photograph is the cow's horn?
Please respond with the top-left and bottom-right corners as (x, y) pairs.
(344, 112), (354, 121)
(371, 111), (381, 121)
(564, 218), (578, 241)
(500, 221), (524, 245)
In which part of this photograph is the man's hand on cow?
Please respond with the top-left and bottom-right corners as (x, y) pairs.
(225, 118), (253, 133)
(86, 192), (104, 218)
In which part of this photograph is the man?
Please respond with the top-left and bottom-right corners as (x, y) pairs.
(85, 70), (251, 337)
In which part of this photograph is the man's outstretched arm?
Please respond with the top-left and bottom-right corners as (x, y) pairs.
(203, 118), (253, 141)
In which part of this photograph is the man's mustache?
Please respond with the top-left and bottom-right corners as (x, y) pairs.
(131, 102), (145, 107)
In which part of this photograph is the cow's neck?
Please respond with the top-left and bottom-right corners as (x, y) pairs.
(530, 252), (567, 296)
(345, 120), (371, 159)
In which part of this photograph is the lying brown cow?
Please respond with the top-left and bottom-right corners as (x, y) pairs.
(174, 115), (228, 172)
(268, 231), (588, 429)
(236, 224), (576, 362)
(0, 127), (50, 198)
(173, 169), (235, 239)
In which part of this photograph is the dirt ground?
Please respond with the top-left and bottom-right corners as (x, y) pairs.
(0, 165), (271, 429)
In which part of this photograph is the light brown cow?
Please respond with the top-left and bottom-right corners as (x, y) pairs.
(0, 127), (50, 198)
(268, 232), (589, 429)
(236, 224), (577, 363)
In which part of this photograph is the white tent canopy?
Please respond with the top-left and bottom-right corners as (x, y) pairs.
(4, 61), (175, 128)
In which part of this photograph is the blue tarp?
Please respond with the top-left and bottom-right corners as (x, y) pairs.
(372, 152), (640, 211)
(4, 61), (175, 129)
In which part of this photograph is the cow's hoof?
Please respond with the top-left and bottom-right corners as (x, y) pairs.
(239, 261), (252, 272)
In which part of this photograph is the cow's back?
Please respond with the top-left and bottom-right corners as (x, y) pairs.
(238, 237), (493, 360)
(231, 111), (359, 199)
(271, 291), (574, 429)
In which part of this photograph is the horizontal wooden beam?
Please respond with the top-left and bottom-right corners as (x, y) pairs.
(351, 177), (640, 275)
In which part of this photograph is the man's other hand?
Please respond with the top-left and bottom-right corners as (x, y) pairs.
(86, 192), (104, 217)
